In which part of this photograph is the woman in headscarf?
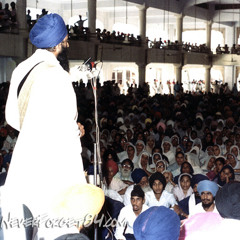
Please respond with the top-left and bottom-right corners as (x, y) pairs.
(186, 147), (204, 175)
(135, 139), (146, 157)
(161, 136), (175, 166)
(225, 153), (240, 174)
(155, 159), (168, 174)
(137, 151), (153, 177)
(230, 145), (240, 161)
(193, 138), (207, 166)
(171, 134), (180, 154)
(201, 155), (217, 180)
(216, 164), (235, 187)
(173, 173), (193, 202)
(126, 143), (138, 165)
(118, 142), (138, 165)
(212, 144), (222, 158)
(152, 152), (163, 165)
(145, 135), (155, 156)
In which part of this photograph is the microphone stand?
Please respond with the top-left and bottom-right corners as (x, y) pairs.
(91, 73), (103, 240)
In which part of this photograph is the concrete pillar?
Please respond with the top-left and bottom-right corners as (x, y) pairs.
(224, 65), (236, 89)
(174, 64), (182, 84)
(176, 14), (183, 44)
(206, 20), (212, 49)
(205, 66), (211, 93)
(138, 4), (148, 44)
(225, 24), (236, 48)
(88, 0), (96, 33)
(16, 0), (27, 33)
(137, 63), (146, 87)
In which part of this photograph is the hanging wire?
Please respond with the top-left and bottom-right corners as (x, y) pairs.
(126, 1), (128, 25)
(233, 0), (235, 22)
(195, 0), (197, 30)
(168, 0), (170, 40)
(219, 0), (221, 32)
(163, 7), (166, 31)
(114, 0), (116, 25)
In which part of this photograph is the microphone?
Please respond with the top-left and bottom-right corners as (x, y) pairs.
(78, 57), (92, 71)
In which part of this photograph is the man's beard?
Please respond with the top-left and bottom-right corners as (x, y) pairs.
(121, 169), (131, 179)
(57, 46), (69, 72)
(202, 201), (213, 210)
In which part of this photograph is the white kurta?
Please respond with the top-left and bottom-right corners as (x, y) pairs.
(189, 202), (219, 217)
(145, 189), (177, 208)
(2, 49), (86, 227)
(115, 204), (149, 240)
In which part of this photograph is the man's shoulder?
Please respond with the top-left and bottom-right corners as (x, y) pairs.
(162, 189), (174, 198)
(120, 203), (133, 213)
(125, 184), (134, 193)
(145, 189), (154, 197)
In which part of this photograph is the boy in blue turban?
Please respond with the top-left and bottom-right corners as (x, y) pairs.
(189, 180), (219, 216)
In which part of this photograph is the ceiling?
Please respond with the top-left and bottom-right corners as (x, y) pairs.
(27, 0), (240, 32)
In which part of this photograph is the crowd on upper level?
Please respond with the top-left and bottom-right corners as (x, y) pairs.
(149, 38), (211, 53)
(0, 1), (17, 31)
(216, 43), (240, 55)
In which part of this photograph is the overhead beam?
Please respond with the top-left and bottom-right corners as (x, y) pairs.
(215, 4), (240, 10)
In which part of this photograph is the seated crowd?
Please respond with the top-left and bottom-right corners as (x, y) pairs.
(1, 78), (240, 239)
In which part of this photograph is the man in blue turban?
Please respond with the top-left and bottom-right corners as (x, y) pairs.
(3, 13), (86, 240)
(189, 180), (219, 216)
(29, 13), (70, 72)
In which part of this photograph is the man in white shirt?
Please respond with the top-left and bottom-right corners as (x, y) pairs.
(115, 185), (148, 240)
(145, 172), (183, 216)
(190, 180), (219, 216)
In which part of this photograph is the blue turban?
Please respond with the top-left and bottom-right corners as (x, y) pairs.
(197, 180), (219, 197)
(133, 206), (180, 240)
(131, 168), (148, 184)
(30, 13), (67, 48)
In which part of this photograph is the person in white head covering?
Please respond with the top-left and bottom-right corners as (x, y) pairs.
(225, 153), (240, 181)
(230, 145), (240, 161)
(161, 136), (175, 166)
(201, 155), (217, 180)
(186, 146), (204, 175)
(135, 139), (146, 157)
(155, 159), (168, 174)
(193, 138), (207, 166)
(171, 134), (180, 154)
(137, 151), (153, 176)
(212, 144), (222, 158)
(145, 135), (155, 156)
(173, 173), (193, 201)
